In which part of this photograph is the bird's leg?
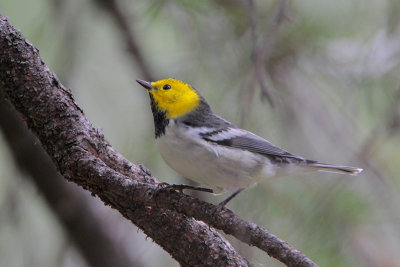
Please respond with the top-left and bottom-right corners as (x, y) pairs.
(216, 188), (244, 210)
(158, 183), (213, 193)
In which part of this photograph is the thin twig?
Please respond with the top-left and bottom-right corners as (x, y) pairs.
(0, 95), (145, 267)
(95, 0), (154, 81)
(241, 0), (290, 125)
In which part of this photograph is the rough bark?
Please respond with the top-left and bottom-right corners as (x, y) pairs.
(0, 15), (247, 267)
(0, 15), (317, 267)
(0, 94), (147, 267)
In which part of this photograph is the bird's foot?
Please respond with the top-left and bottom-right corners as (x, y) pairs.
(212, 188), (245, 214)
(157, 183), (213, 194)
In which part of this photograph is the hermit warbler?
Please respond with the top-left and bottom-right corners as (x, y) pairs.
(137, 78), (363, 207)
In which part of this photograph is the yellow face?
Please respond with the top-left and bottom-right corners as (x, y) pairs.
(148, 78), (200, 119)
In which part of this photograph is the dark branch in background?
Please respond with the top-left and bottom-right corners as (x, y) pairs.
(0, 95), (144, 267)
(241, 0), (290, 125)
(0, 16), (318, 267)
(94, 0), (154, 81)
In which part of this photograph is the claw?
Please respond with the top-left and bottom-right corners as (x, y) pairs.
(216, 188), (244, 208)
(157, 183), (213, 193)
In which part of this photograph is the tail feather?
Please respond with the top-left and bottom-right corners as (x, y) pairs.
(309, 162), (363, 176)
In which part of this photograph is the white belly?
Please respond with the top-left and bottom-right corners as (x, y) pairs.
(155, 121), (277, 193)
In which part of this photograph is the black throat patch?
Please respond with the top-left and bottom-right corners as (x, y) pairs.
(149, 94), (169, 138)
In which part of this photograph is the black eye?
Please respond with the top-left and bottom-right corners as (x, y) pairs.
(163, 84), (171, 90)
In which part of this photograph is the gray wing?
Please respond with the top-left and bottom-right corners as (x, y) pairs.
(179, 110), (308, 162)
(201, 127), (307, 162)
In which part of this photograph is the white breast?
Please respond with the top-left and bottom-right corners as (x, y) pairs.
(155, 121), (277, 193)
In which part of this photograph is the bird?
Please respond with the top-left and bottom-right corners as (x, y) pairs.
(136, 78), (363, 207)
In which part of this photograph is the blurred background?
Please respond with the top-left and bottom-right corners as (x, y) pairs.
(1, 0), (400, 266)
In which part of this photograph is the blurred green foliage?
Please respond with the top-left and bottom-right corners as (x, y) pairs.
(1, 0), (400, 266)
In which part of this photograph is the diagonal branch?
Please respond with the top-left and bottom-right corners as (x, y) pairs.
(94, 0), (154, 81)
(0, 15), (317, 267)
(0, 95), (145, 267)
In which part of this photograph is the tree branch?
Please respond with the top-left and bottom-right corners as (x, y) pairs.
(0, 95), (145, 267)
(240, 0), (291, 125)
(94, 0), (154, 81)
(0, 15), (317, 267)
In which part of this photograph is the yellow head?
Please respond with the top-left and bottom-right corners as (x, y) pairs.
(137, 78), (200, 119)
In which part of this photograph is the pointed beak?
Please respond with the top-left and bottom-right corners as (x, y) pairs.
(136, 79), (153, 90)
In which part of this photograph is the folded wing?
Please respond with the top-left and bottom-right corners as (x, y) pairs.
(201, 127), (308, 163)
